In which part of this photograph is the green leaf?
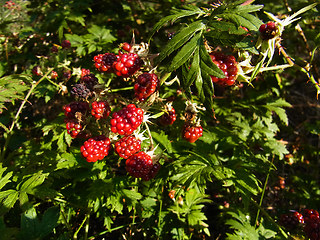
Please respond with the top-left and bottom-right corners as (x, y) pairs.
(149, 6), (204, 39)
(19, 192), (29, 207)
(19, 207), (39, 240)
(156, 21), (206, 64)
(185, 46), (200, 89)
(1, 190), (19, 209)
(199, 44), (225, 78)
(39, 207), (60, 238)
(151, 131), (173, 154)
(56, 152), (78, 170)
(122, 189), (142, 201)
(168, 31), (202, 72)
(0, 170), (12, 190)
(57, 132), (67, 152)
(19, 171), (48, 193)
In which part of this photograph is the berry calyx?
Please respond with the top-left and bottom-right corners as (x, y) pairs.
(115, 135), (141, 159)
(210, 52), (238, 86)
(110, 104), (144, 136)
(80, 135), (112, 162)
(182, 124), (203, 143)
(134, 73), (159, 102)
(125, 151), (160, 181)
(159, 104), (176, 126)
(112, 52), (143, 77)
(94, 53), (117, 73)
(63, 101), (89, 120)
(259, 21), (278, 40)
(91, 101), (111, 120)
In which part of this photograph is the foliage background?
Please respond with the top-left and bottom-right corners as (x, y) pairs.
(0, 0), (319, 239)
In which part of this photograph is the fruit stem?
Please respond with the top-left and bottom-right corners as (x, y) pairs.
(157, 187), (163, 239)
(144, 121), (154, 150)
(109, 86), (134, 92)
(255, 155), (274, 226)
(0, 68), (53, 162)
(73, 213), (89, 240)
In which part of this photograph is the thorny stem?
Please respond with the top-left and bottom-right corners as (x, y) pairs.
(157, 186), (164, 240)
(0, 68), (53, 162)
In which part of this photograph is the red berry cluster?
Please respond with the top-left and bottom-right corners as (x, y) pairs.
(81, 68), (91, 79)
(210, 52), (238, 86)
(159, 105), (176, 126)
(303, 209), (320, 240)
(91, 101), (111, 120)
(110, 104), (144, 135)
(80, 135), (111, 162)
(94, 53), (117, 72)
(65, 119), (84, 138)
(134, 73), (159, 102)
(182, 124), (203, 143)
(125, 151), (160, 181)
(113, 52), (143, 77)
(61, 40), (71, 49)
(279, 212), (304, 230)
(259, 21), (278, 40)
(114, 135), (141, 159)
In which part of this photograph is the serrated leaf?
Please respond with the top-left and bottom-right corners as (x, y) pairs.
(56, 152), (78, 170)
(19, 207), (39, 240)
(19, 191), (29, 206)
(57, 132), (67, 152)
(19, 171), (48, 193)
(122, 189), (142, 201)
(199, 44), (225, 78)
(185, 47), (200, 89)
(168, 32), (202, 72)
(149, 6), (204, 39)
(156, 21), (206, 64)
(151, 131), (173, 154)
(140, 197), (157, 209)
(0, 171), (12, 190)
(2, 190), (19, 209)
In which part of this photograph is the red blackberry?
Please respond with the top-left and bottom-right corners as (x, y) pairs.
(159, 105), (176, 126)
(94, 53), (117, 73)
(80, 69), (91, 79)
(303, 209), (320, 224)
(61, 40), (71, 49)
(210, 52), (238, 86)
(32, 66), (41, 76)
(80, 135), (111, 162)
(182, 124), (203, 143)
(63, 101), (89, 120)
(125, 151), (159, 180)
(91, 101), (111, 120)
(51, 45), (58, 53)
(134, 73), (159, 102)
(70, 83), (91, 99)
(279, 212), (304, 230)
(63, 69), (71, 80)
(50, 71), (58, 79)
(259, 21), (278, 40)
(112, 52), (143, 77)
(80, 73), (98, 91)
(121, 42), (132, 52)
(110, 104), (144, 135)
(114, 135), (141, 159)
(65, 119), (84, 138)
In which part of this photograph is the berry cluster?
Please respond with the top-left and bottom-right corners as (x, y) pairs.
(182, 124), (203, 143)
(80, 135), (111, 162)
(113, 52), (143, 77)
(134, 73), (159, 102)
(91, 101), (111, 120)
(259, 21), (278, 40)
(125, 151), (160, 181)
(159, 104), (176, 126)
(279, 212), (304, 230)
(210, 52), (238, 86)
(94, 53), (117, 72)
(114, 135), (141, 159)
(303, 209), (320, 240)
(70, 72), (98, 99)
(110, 104), (144, 135)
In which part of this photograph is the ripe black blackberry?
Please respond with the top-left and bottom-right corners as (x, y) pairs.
(80, 73), (98, 91)
(94, 53), (117, 72)
(70, 83), (91, 99)
(279, 212), (304, 230)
